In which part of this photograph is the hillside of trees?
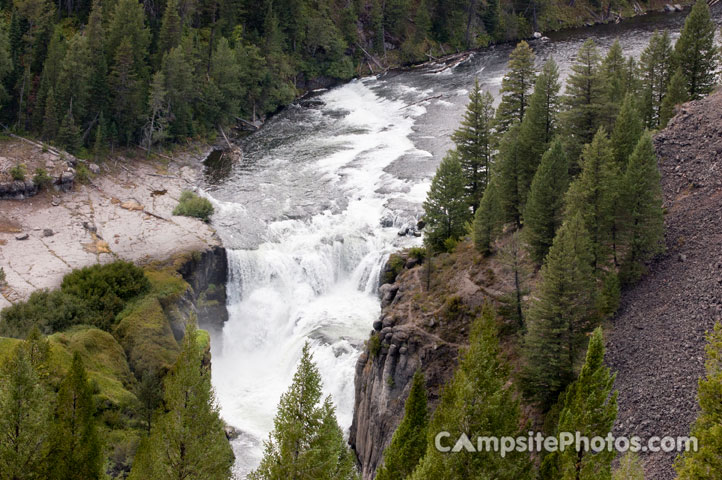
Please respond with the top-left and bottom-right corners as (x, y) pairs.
(0, 0), (689, 157)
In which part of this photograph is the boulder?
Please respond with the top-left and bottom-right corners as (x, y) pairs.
(43, 229), (54, 237)
(15, 233), (29, 240)
(88, 163), (101, 175)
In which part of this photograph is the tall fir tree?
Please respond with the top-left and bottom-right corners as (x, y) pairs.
(0, 20), (12, 105)
(157, 0), (182, 60)
(410, 304), (533, 480)
(109, 37), (144, 144)
(619, 131), (664, 285)
(523, 139), (569, 264)
(659, 67), (689, 128)
(600, 39), (629, 129)
(676, 321), (722, 479)
(496, 41), (536, 133)
(422, 151), (471, 250)
(473, 175), (503, 256)
(41, 86), (59, 139)
(55, 33), (92, 127)
(451, 79), (495, 211)
(375, 370), (428, 480)
(57, 107), (82, 153)
(562, 39), (604, 160)
(610, 93), (644, 168)
(47, 354), (103, 480)
(85, 0), (107, 124)
(523, 213), (597, 409)
(248, 343), (358, 480)
(674, 0), (719, 100)
(639, 30), (674, 128)
(564, 128), (620, 274)
(496, 125), (525, 228)
(0, 344), (52, 480)
(556, 327), (618, 480)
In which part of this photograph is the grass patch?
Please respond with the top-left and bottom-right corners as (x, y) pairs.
(9, 164), (26, 181)
(173, 191), (214, 222)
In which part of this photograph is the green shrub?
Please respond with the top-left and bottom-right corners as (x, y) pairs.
(0, 266), (5, 284)
(383, 253), (406, 284)
(9, 164), (26, 181)
(443, 237), (459, 253)
(368, 333), (381, 359)
(408, 246), (426, 262)
(172, 191), (214, 222)
(33, 167), (53, 188)
(0, 289), (89, 338)
(76, 163), (91, 184)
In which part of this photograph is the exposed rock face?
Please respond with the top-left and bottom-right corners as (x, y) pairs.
(606, 91), (722, 480)
(177, 246), (229, 334)
(350, 243), (510, 479)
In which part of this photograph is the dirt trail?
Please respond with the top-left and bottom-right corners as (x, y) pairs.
(606, 90), (722, 479)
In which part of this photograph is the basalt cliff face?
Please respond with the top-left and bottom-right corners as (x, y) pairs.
(349, 244), (522, 479)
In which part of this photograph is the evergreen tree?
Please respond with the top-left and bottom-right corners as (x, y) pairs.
(451, 79), (495, 211)
(109, 37), (144, 144)
(55, 33), (92, 126)
(639, 30), (674, 128)
(85, 0), (107, 119)
(143, 71), (169, 153)
(32, 29), (65, 130)
(600, 39), (630, 129)
(47, 354), (103, 480)
(248, 343), (358, 480)
(674, 0), (719, 99)
(523, 213), (597, 409)
(610, 93), (644, 168)
(129, 324), (234, 480)
(659, 67), (689, 128)
(562, 39), (604, 158)
(676, 321), (722, 479)
(41, 87), (59, 139)
(0, 344), (52, 480)
(496, 125), (525, 228)
(619, 131), (664, 285)
(613, 452), (645, 480)
(556, 327), (618, 480)
(57, 108), (82, 153)
(161, 40), (197, 139)
(107, 0), (152, 77)
(375, 371), (428, 480)
(410, 305), (533, 480)
(158, 0), (182, 60)
(564, 128), (619, 273)
(422, 151), (471, 250)
(473, 175), (503, 256)
(0, 21), (11, 105)
(496, 41), (536, 133)
(523, 139), (569, 264)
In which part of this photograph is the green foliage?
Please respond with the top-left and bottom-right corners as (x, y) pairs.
(0, 267), (5, 285)
(47, 354), (104, 480)
(248, 343), (358, 480)
(173, 190), (215, 222)
(556, 327), (617, 480)
(523, 139), (569, 264)
(659, 67), (689, 128)
(613, 452), (645, 480)
(0, 344), (53, 480)
(9, 163), (26, 180)
(33, 167), (53, 188)
(523, 214), (598, 409)
(383, 253), (406, 284)
(368, 333), (381, 359)
(639, 30), (674, 128)
(496, 41), (536, 134)
(610, 94), (644, 167)
(410, 304), (532, 479)
(0, 289), (89, 337)
(422, 151), (471, 250)
(129, 323), (233, 480)
(674, 0), (719, 100)
(375, 371), (428, 480)
(473, 176), (503, 256)
(619, 131), (664, 285)
(676, 322), (722, 479)
(75, 163), (91, 184)
(451, 80), (495, 210)
(408, 247), (426, 263)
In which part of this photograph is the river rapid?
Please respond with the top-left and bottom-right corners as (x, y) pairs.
(203, 6), (722, 477)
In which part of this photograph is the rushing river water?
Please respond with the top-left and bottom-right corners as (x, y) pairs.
(204, 6), (721, 477)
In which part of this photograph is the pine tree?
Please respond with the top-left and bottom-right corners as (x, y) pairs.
(659, 67), (689, 128)
(523, 139), (569, 264)
(57, 107), (82, 153)
(410, 305), (533, 480)
(109, 37), (144, 144)
(523, 213), (597, 409)
(600, 39), (630, 129)
(55, 33), (92, 126)
(451, 79), (495, 211)
(41, 87), (59, 139)
(638, 30), (674, 128)
(86, 0), (108, 120)
(47, 354), (103, 480)
(0, 21), (12, 105)
(129, 323), (234, 480)
(422, 151), (471, 250)
(143, 71), (169, 153)
(564, 128), (620, 274)
(0, 344), (52, 480)
(610, 93), (644, 167)
(158, 0), (182, 59)
(562, 39), (604, 158)
(619, 131), (664, 285)
(556, 327), (618, 480)
(107, 0), (151, 77)
(496, 125), (525, 228)
(496, 41), (536, 133)
(375, 370), (428, 480)
(473, 175), (503, 256)
(613, 452), (645, 480)
(248, 343), (358, 480)
(161, 40), (197, 139)
(674, 0), (719, 99)
(676, 322), (722, 479)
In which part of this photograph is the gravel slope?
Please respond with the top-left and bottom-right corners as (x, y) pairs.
(606, 90), (722, 479)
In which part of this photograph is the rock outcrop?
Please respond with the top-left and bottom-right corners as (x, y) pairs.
(606, 90), (722, 480)
(177, 246), (229, 333)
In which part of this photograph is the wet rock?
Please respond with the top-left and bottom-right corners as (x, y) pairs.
(379, 215), (394, 228)
(416, 219), (426, 230)
(373, 319), (383, 331)
(397, 227), (409, 236)
(379, 284), (399, 308)
(532, 31), (542, 39)
(224, 425), (241, 440)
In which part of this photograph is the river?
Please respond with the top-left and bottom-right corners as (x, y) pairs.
(203, 6), (722, 477)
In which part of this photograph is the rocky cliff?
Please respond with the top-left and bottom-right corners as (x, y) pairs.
(349, 243), (523, 479)
(606, 90), (722, 480)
